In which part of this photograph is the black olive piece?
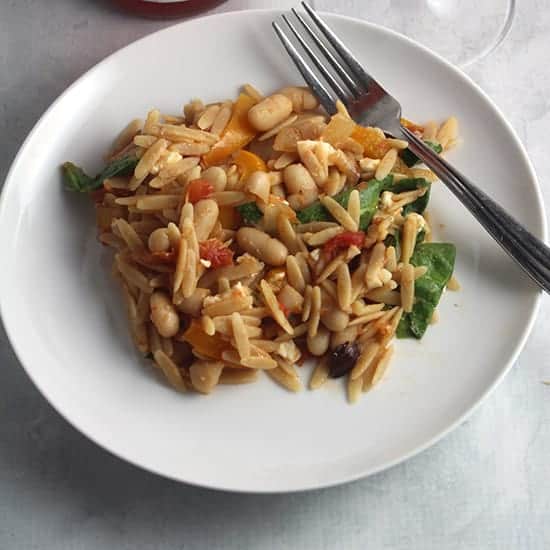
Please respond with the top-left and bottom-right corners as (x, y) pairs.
(328, 342), (360, 378)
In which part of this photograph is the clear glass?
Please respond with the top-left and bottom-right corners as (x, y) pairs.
(313, 0), (516, 68)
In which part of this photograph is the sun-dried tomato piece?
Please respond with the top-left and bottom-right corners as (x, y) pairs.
(187, 179), (215, 204)
(323, 231), (365, 259)
(199, 238), (234, 269)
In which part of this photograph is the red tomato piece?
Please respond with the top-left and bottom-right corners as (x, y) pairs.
(323, 231), (365, 259)
(199, 239), (234, 269)
(187, 179), (215, 204)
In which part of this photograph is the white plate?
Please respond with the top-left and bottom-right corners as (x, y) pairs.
(0, 10), (545, 493)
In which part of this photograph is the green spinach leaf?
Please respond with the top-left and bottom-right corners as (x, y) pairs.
(397, 242), (456, 339)
(62, 156), (139, 193)
(236, 202), (263, 225)
(62, 162), (95, 192)
(400, 141), (442, 167)
(391, 177), (431, 215)
(95, 155), (139, 183)
(297, 175), (393, 230)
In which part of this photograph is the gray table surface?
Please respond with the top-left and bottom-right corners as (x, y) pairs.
(1, 1), (549, 548)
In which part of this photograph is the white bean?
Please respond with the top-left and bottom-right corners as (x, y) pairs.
(283, 163), (317, 195)
(189, 361), (223, 394)
(148, 228), (171, 253)
(194, 199), (219, 242)
(248, 94), (293, 132)
(307, 325), (330, 356)
(175, 288), (210, 317)
(201, 166), (227, 192)
(330, 325), (358, 350)
(277, 86), (319, 113)
(321, 308), (349, 332)
(150, 291), (180, 338)
(236, 227), (288, 266)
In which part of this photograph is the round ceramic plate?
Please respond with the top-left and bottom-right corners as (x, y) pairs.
(0, 10), (545, 493)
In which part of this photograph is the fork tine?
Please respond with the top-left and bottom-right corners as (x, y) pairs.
(291, 8), (360, 98)
(272, 21), (337, 115)
(281, 14), (350, 104)
(301, 2), (383, 93)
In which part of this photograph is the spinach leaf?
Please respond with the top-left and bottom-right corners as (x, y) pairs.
(295, 201), (328, 225)
(400, 141), (442, 167)
(62, 155), (139, 193)
(403, 190), (430, 216)
(397, 242), (456, 339)
(390, 177), (428, 194)
(236, 202), (263, 225)
(95, 155), (139, 183)
(297, 175), (393, 230)
(391, 177), (431, 215)
(62, 162), (95, 192)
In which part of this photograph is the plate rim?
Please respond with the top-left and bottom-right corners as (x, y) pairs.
(0, 8), (546, 493)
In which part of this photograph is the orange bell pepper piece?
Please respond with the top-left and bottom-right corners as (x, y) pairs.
(181, 320), (227, 360)
(233, 149), (267, 180)
(202, 93), (258, 167)
(400, 117), (424, 135)
(350, 126), (392, 159)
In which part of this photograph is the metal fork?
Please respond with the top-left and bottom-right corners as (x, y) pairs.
(273, 2), (550, 294)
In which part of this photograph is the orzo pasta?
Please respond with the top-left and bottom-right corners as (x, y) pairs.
(62, 84), (457, 403)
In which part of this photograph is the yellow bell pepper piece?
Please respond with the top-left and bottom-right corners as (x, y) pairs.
(233, 149), (267, 180)
(202, 93), (258, 167)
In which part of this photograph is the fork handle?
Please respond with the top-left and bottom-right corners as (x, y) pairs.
(400, 125), (550, 294)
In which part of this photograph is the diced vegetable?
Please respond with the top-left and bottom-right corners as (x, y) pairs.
(236, 202), (263, 225)
(400, 141), (442, 168)
(202, 93), (258, 166)
(199, 239), (234, 269)
(350, 126), (392, 159)
(297, 175), (393, 230)
(233, 149), (267, 180)
(187, 179), (214, 204)
(323, 231), (365, 258)
(321, 113), (356, 147)
(397, 243), (456, 339)
(181, 320), (227, 360)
